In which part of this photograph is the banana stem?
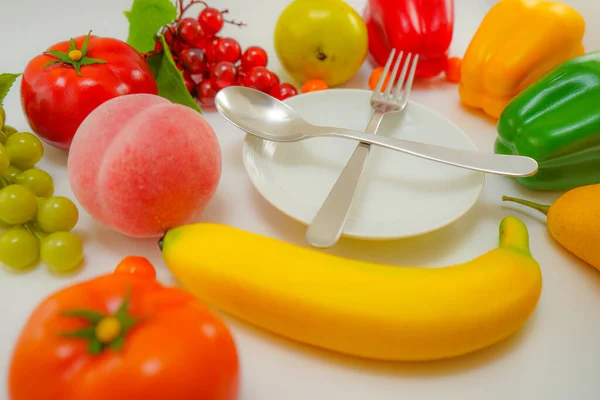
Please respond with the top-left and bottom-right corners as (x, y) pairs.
(502, 196), (550, 216)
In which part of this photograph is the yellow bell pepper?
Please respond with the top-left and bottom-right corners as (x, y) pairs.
(459, 0), (585, 119)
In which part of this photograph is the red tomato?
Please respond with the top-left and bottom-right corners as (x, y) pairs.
(21, 33), (158, 150)
(9, 257), (239, 400)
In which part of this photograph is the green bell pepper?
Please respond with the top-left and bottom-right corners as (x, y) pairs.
(494, 51), (600, 191)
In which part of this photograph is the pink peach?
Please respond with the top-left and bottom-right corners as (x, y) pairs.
(67, 94), (222, 238)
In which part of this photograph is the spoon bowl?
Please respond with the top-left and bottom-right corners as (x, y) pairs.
(215, 86), (309, 142)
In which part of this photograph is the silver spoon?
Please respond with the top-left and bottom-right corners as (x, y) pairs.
(215, 86), (538, 177)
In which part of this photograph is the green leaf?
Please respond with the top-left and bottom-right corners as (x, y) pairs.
(0, 73), (22, 105)
(62, 309), (106, 324)
(69, 38), (77, 52)
(88, 338), (104, 355)
(124, 0), (177, 53)
(79, 58), (107, 66)
(109, 335), (125, 351)
(43, 60), (62, 68)
(81, 31), (92, 55)
(60, 326), (96, 340)
(147, 35), (201, 113)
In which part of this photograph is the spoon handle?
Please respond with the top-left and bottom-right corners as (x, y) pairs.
(312, 128), (539, 178)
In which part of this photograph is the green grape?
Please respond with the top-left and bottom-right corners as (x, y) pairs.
(36, 196), (79, 233)
(5, 132), (44, 170)
(0, 143), (9, 175)
(3, 125), (17, 136)
(40, 231), (83, 272)
(0, 184), (38, 225)
(2, 164), (21, 182)
(0, 228), (40, 270)
(15, 168), (54, 197)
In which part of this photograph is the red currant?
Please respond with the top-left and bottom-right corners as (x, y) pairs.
(163, 25), (176, 46)
(182, 71), (196, 95)
(241, 46), (268, 71)
(214, 38), (242, 64)
(154, 40), (163, 52)
(270, 83), (298, 101)
(180, 48), (208, 74)
(171, 38), (188, 55)
(269, 71), (280, 87)
(197, 80), (218, 106)
(243, 66), (276, 93)
(211, 61), (238, 90)
(199, 8), (224, 38)
(177, 18), (204, 47)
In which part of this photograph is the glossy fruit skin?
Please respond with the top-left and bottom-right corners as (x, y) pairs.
(8, 259), (240, 400)
(21, 34), (158, 150)
(199, 8), (224, 38)
(269, 83), (298, 101)
(364, 0), (454, 79)
(445, 57), (461, 82)
(547, 184), (600, 271)
(243, 66), (275, 92)
(214, 38), (241, 64)
(162, 217), (541, 361)
(459, 0), (584, 119)
(240, 47), (268, 71)
(495, 51), (600, 191)
(301, 79), (328, 93)
(274, 0), (368, 86)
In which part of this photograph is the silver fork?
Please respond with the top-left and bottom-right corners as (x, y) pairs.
(305, 49), (419, 248)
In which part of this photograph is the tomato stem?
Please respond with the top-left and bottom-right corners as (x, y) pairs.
(43, 31), (107, 77)
(59, 287), (139, 355)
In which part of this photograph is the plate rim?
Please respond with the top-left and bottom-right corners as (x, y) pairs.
(241, 88), (485, 241)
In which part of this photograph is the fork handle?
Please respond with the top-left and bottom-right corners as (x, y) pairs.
(305, 112), (385, 248)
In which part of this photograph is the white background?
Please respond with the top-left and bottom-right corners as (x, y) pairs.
(1, 0), (600, 399)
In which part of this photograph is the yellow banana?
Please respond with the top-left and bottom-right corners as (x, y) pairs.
(160, 217), (542, 361)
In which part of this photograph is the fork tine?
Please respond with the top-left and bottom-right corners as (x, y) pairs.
(400, 54), (420, 103)
(382, 51), (404, 99)
(372, 49), (396, 97)
(392, 53), (413, 102)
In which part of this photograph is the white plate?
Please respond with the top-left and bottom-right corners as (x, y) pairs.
(242, 89), (485, 240)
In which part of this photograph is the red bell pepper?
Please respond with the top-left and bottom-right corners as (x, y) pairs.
(363, 0), (454, 78)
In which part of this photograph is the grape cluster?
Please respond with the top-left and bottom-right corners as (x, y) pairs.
(158, 1), (299, 107)
(0, 107), (83, 273)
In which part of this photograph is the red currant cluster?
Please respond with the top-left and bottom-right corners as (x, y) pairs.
(156, 0), (299, 107)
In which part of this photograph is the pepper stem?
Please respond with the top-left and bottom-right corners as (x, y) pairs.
(502, 196), (550, 216)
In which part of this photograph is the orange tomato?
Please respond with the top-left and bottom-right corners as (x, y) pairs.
(445, 57), (462, 83)
(302, 79), (328, 93)
(9, 257), (239, 400)
(114, 255), (156, 279)
(368, 66), (391, 91)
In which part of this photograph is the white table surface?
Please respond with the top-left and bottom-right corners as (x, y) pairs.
(2, 0), (600, 399)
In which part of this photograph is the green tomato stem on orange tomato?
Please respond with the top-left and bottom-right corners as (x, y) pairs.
(43, 31), (107, 77)
(59, 287), (140, 354)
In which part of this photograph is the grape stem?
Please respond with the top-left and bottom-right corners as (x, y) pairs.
(0, 176), (12, 188)
(24, 222), (45, 241)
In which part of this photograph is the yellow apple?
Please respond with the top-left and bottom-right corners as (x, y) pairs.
(274, 0), (368, 87)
